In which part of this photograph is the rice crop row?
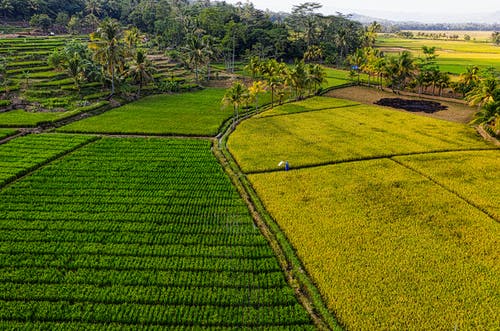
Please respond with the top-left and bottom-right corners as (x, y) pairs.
(0, 137), (313, 328)
(248, 158), (500, 330)
(0, 133), (97, 187)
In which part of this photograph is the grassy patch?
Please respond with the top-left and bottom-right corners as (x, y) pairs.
(58, 89), (231, 136)
(394, 150), (500, 220)
(257, 96), (359, 117)
(248, 158), (499, 330)
(228, 100), (493, 173)
(0, 101), (109, 127)
(0, 129), (17, 140)
(0, 109), (77, 127)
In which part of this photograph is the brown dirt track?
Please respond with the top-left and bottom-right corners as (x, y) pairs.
(326, 86), (476, 124)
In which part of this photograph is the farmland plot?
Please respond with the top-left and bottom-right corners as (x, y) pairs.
(0, 137), (314, 329)
(59, 89), (231, 136)
(228, 102), (493, 173)
(249, 159), (500, 330)
(0, 133), (97, 187)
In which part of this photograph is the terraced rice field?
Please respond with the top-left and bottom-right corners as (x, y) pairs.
(0, 137), (314, 329)
(0, 36), (193, 127)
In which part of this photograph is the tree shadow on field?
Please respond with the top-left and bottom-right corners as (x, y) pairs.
(375, 98), (448, 113)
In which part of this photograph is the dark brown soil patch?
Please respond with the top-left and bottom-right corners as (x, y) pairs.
(375, 98), (448, 113)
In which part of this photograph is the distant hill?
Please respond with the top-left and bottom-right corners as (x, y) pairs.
(348, 12), (500, 31)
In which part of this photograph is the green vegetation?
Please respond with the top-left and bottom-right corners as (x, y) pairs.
(0, 134), (97, 187)
(59, 89), (229, 136)
(228, 98), (493, 173)
(0, 137), (314, 329)
(248, 158), (499, 330)
(0, 101), (109, 127)
(0, 129), (17, 140)
(394, 150), (500, 220)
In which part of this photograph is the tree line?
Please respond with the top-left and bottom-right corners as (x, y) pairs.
(4, 0), (365, 66)
(346, 46), (500, 136)
(222, 57), (327, 125)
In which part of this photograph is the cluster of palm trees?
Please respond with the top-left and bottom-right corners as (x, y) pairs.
(464, 70), (500, 136)
(49, 19), (155, 98)
(222, 57), (327, 126)
(347, 46), (451, 97)
(346, 45), (499, 137)
(244, 57), (326, 107)
(89, 19), (155, 97)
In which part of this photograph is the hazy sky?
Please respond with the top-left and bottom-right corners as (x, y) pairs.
(222, 0), (499, 22)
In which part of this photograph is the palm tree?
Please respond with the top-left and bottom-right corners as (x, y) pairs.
(471, 100), (499, 124)
(288, 59), (308, 100)
(66, 52), (85, 91)
(437, 72), (450, 97)
(222, 81), (248, 128)
(248, 80), (267, 112)
(457, 65), (480, 97)
(0, 0), (13, 20)
(384, 51), (415, 93)
(244, 56), (261, 79)
(184, 35), (207, 83)
(347, 48), (365, 85)
(202, 35), (219, 81)
(85, 0), (103, 31)
(260, 59), (282, 108)
(466, 78), (498, 108)
(124, 27), (141, 56)
(307, 63), (326, 95)
(89, 18), (126, 96)
(127, 49), (156, 98)
(303, 45), (323, 63)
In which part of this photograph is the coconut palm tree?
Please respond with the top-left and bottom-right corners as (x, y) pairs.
(347, 48), (366, 85)
(384, 51), (415, 93)
(184, 35), (208, 83)
(288, 59), (308, 100)
(457, 65), (480, 97)
(222, 81), (248, 128)
(127, 49), (156, 98)
(89, 18), (126, 96)
(244, 56), (261, 79)
(260, 59), (282, 108)
(307, 63), (326, 95)
(66, 52), (85, 91)
(466, 78), (498, 108)
(124, 26), (141, 56)
(470, 100), (500, 137)
(248, 80), (267, 112)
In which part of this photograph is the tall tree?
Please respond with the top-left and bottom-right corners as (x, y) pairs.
(248, 80), (267, 112)
(126, 49), (155, 98)
(466, 77), (498, 108)
(222, 81), (248, 128)
(307, 63), (326, 94)
(89, 18), (126, 96)
(289, 2), (322, 47)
